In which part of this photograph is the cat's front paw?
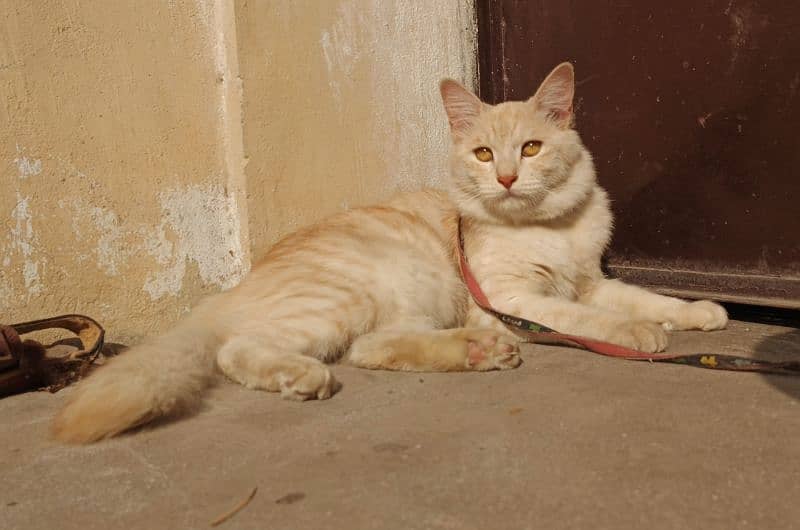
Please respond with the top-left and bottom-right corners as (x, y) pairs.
(663, 300), (728, 331)
(463, 330), (522, 371)
(606, 320), (668, 352)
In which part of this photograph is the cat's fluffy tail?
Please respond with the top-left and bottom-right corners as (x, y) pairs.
(51, 304), (225, 444)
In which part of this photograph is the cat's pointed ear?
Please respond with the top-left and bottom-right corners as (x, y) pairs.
(440, 79), (483, 135)
(530, 62), (575, 128)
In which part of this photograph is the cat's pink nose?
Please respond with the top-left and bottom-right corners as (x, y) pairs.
(497, 175), (518, 189)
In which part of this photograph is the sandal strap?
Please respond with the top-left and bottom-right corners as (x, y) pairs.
(0, 314), (105, 398)
(11, 314), (105, 361)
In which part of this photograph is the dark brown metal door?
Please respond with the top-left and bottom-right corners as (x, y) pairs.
(477, 0), (800, 308)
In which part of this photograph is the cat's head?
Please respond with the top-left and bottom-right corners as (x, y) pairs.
(440, 63), (596, 224)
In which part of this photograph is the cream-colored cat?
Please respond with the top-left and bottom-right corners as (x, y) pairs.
(52, 63), (727, 444)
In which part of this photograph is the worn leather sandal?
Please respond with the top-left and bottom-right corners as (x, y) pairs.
(0, 315), (104, 398)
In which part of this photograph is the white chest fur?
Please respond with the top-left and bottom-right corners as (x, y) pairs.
(466, 185), (613, 301)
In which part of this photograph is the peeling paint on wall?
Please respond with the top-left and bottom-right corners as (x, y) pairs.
(91, 206), (128, 276)
(58, 198), (131, 276)
(3, 148), (45, 298)
(143, 183), (248, 300)
(320, 4), (365, 101)
(14, 155), (42, 179)
(60, 183), (248, 301)
(4, 193), (44, 296)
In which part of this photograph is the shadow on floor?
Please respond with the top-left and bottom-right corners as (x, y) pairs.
(754, 328), (800, 401)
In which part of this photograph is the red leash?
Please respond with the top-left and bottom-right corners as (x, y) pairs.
(456, 218), (800, 375)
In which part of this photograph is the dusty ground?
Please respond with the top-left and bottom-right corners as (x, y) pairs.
(2, 319), (799, 530)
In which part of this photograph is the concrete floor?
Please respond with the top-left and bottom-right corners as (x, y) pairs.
(2, 320), (799, 530)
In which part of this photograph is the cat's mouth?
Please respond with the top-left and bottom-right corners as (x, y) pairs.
(493, 187), (522, 199)
(485, 188), (549, 217)
(488, 192), (528, 211)
(497, 192), (522, 203)
(493, 188), (541, 204)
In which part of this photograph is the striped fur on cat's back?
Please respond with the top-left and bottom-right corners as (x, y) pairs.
(52, 62), (727, 444)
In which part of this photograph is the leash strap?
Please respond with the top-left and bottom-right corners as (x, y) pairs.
(456, 219), (800, 375)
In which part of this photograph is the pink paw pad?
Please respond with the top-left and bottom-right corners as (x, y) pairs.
(467, 342), (488, 365)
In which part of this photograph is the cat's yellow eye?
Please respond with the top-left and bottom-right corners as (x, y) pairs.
(474, 147), (493, 162)
(521, 140), (542, 158)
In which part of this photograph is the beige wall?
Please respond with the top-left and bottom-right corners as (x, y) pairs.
(236, 1), (477, 256)
(1, 0), (476, 342)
